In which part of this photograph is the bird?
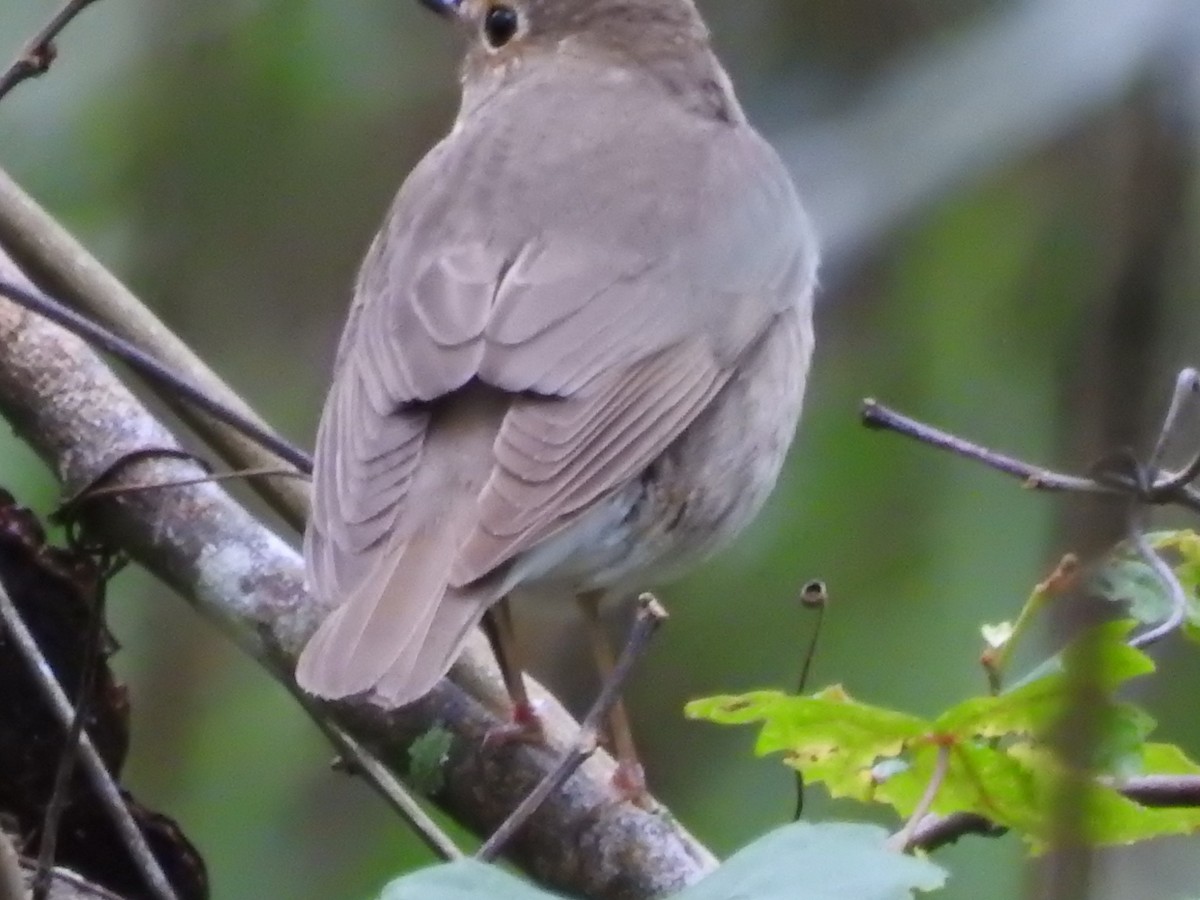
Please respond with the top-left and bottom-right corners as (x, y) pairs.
(295, 0), (818, 787)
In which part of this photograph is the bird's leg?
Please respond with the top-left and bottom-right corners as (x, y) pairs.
(482, 597), (544, 744)
(577, 590), (649, 804)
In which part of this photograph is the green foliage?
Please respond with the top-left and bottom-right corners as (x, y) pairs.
(687, 621), (1200, 849)
(407, 725), (454, 797)
(1090, 530), (1200, 641)
(377, 823), (945, 900)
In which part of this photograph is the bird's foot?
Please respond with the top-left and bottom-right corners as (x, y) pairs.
(483, 700), (546, 748)
(612, 759), (654, 809)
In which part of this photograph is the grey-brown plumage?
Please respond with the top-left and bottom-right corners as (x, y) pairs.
(296, 0), (818, 704)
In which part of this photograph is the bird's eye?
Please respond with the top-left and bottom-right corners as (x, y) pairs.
(483, 4), (520, 49)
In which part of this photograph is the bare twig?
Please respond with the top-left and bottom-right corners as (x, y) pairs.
(0, 278), (310, 474)
(907, 774), (1200, 852)
(314, 717), (464, 861)
(1116, 774), (1200, 806)
(1148, 368), (1200, 471)
(32, 577), (108, 900)
(57, 466), (308, 519)
(889, 744), (952, 852)
(1127, 516), (1189, 649)
(905, 811), (1003, 853)
(862, 397), (1200, 513)
(0, 574), (179, 900)
(477, 595), (668, 863)
(0, 0), (101, 103)
(0, 168), (310, 532)
(794, 580), (828, 820)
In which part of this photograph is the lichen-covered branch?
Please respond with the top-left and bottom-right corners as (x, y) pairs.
(0, 245), (715, 900)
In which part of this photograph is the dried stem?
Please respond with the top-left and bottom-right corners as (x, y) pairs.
(0, 575), (179, 900)
(860, 398), (1200, 514)
(314, 717), (464, 861)
(32, 578), (108, 900)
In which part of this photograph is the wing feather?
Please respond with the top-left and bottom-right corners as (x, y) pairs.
(306, 76), (816, 633)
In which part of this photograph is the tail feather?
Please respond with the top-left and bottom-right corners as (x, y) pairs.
(296, 526), (488, 700)
(297, 384), (508, 703)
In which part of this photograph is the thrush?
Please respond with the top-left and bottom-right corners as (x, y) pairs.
(296, 0), (818, 789)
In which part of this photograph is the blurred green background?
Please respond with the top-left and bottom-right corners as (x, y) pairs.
(2, 0), (1199, 897)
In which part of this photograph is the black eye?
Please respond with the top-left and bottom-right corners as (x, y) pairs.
(483, 4), (520, 49)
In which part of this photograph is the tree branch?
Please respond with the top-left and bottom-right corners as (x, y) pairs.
(0, 167), (309, 532)
(906, 773), (1200, 852)
(0, 0), (102, 103)
(0, 246), (715, 900)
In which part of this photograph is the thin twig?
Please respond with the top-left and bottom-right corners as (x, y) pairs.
(33, 577), (108, 900)
(1148, 368), (1200, 495)
(0, 0), (101, 103)
(0, 279), (311, 473)
(862, 399), (1105, 493)
(1148, 368), (1200, 470)
(0, 574), (179, 900)
(907, 773), (1200, 852)
(0, 169), (311, 532)
(861, 397), (1200, 514)
(794, 581), (828, 821)
(476, 595), (668, 862)
(906, 811), (1004, 853)
(58, 467), (309, 517)
(889, 744), (952, 851)
(0, 828), (22, 900)
(1128, 515), (1189, 649)
(313, 716), (464, 861)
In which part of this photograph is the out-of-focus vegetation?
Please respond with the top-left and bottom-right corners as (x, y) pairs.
(1, 1), (1198, 897)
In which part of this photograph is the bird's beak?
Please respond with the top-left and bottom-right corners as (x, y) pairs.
(417, 0), (462, 18)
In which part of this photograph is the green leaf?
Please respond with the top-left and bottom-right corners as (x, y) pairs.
(676, 822), (945, 900)
(379, 860), (565, 900)
(936, 622), (1153, 749)
(996, 744), (1200, 849)
(687, 687), (929, 802)
(407, 725), (454, 797)
(379, 824), (946, 900)
(1097, 530), (1200, 635)
(1141, 742), (1200, 776)
(1089, 559), (1173, 624)
(687, 621), (1184, 846)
